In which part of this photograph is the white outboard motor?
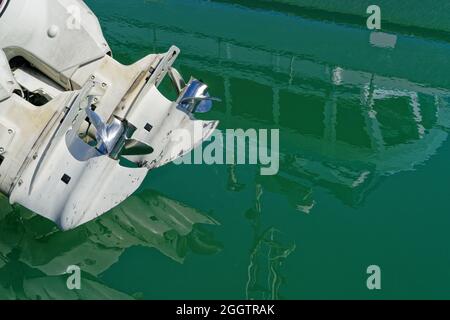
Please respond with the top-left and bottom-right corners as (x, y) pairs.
(0, 0), (219, 230)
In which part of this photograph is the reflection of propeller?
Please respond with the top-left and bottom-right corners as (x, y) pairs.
(178, 79), (221, 113)
(85, 104), (153, 159)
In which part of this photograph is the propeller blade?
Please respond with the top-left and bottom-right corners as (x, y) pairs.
(180, 95), (221, 113)
(178, 79), (221, 113)
(85, 106), (125, 155)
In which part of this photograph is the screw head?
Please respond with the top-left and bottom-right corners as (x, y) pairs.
(47, 25), (59, 38)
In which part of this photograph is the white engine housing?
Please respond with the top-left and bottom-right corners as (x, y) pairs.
(0, 0), (219, 230)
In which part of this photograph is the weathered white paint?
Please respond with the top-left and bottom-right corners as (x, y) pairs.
(0, 0), (219, 230)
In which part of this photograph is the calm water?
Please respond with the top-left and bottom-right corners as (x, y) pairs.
(1, 0), (450, 299)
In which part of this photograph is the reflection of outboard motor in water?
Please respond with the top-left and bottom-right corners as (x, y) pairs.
(187, 227), (223, 256)
(0, 188), (222, 299)
(0, 0), (219, 230)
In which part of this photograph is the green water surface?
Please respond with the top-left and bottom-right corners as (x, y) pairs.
(1, 0), (450, 299)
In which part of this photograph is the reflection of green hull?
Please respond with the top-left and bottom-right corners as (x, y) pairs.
(255, 0), (450, 33)
(86, 0), (450, 207)
(92, 0), (450, 89)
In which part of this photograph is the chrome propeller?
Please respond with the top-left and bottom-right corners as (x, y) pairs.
(178, 78), (221, 113)
(85, 102), (153, 159)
